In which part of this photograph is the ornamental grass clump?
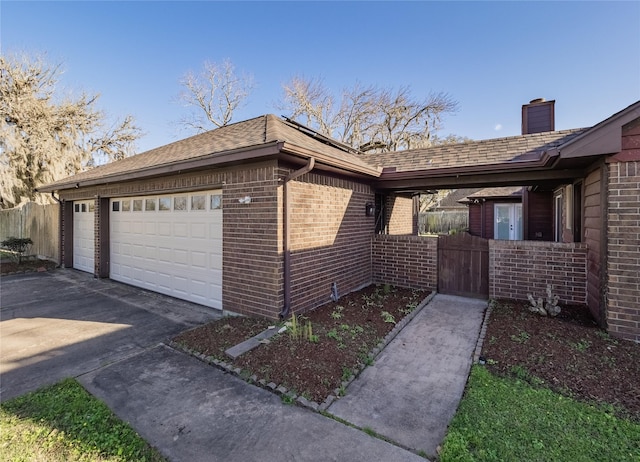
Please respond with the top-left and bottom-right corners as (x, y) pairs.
(527, 284), (561, 317)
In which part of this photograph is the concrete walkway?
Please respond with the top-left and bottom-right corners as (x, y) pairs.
(327, 294), (487, 458)
(80, 344), (425, 462)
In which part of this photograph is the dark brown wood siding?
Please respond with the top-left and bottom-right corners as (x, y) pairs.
(468, 204), (482, 236)
(584, 167), (603, 324)
(526, 190), (553, 241)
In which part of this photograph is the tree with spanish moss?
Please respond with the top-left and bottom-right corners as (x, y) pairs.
(0, 53), (141, 209)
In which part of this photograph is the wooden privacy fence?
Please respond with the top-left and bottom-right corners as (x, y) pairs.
(0, 202), (59, 262)
(418, 211), (468, 235)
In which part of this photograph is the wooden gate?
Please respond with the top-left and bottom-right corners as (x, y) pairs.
(438, 233), (489, 298)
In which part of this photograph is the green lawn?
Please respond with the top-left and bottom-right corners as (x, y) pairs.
(440, 366), (640, 462)
(0, 379), (165, 462)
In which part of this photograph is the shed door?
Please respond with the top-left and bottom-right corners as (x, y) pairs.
(109, 191), (223, 309)
(73, 201), (95, 273)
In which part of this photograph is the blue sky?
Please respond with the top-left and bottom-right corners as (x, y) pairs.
(2, 1), (639, 154)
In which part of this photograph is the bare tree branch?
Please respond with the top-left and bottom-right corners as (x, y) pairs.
(177, 59), (254, 133)
(279, 77), (459, 153)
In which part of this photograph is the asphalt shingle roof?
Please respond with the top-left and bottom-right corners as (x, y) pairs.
(365, 128), (588, 173)
(464, 186), (523, 200)
(40, 115), (376, 190)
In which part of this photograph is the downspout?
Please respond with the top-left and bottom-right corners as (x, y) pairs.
(279, 157), (315, 319)
(51, 192), (63, 267)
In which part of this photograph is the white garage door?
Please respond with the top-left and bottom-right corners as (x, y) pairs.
(73, 200), (95, 273)
(109, 191), (223, 309)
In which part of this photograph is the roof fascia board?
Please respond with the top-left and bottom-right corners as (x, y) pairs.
(280, 142), (382, 177)
(558, 102), (640, 158)
(376, 167), (585, 191)
(38, 142), (284, 192)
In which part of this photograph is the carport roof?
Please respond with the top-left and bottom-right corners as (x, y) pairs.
(38, 114), (382, 192)
(366, 129), (587, 173)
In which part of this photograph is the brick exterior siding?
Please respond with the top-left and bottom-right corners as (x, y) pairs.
(223, 164), (283, 318)
(372, 235), (437, 290)
(385, 195), (415, 235)
(489, 240), (587, 305)
(606, 118), (640, 342)
(287, 172), (375, 314)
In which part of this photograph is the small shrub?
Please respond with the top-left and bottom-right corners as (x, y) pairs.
(527, 284), (561, 317)
(381, 311), (396, 324)
(1, 236), (33, 264)
(330, 306), (344, 319)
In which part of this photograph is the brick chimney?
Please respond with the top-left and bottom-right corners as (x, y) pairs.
(522, 98), (555, 134)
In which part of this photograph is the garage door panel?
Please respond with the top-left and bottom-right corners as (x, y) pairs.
(191, 223), (206, 239)
(158, 222), (171, 236)
(110, 191), (222, 309)
(174, 223), (188, 237)
(157, 247), (172, 263)
(73, 201), (95, 273)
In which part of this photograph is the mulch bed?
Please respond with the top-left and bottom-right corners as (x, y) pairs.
(173, 285), (428, 403)
(0, 258), (58, 275)
(482, 299), (640, 421)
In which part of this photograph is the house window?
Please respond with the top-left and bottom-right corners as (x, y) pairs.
(112, 201), (120, 212)
(122, 200), (131, 212)
(74, 204), (80, 212)
(494, 204), (522, 240)
(133, 199), (143, 212)
(88, 202), (95, 213)
(210, 194), (222, 210)
(159, 197), (171, 211)
(554, 194), (562, 242)
(191, 195), (205, 211)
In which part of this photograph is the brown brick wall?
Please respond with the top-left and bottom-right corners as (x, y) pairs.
(489, 240), (587, 305)
(385, 194), (415, 235)
(287, 172), (375, 313)
(606, 119), (640, 341)
(372, 234), (437, 290)
(223, 163), (283, 319)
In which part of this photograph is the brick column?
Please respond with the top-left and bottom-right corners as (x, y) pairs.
(606, 118), (640, 342)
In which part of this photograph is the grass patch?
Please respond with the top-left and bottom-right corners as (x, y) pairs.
(0, 378), (165, 462)
(440, 366), (640, 461)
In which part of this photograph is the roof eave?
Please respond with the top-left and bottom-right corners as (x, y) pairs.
(37, 141), (284, 193)
(281, 142), (383, 178)
(375, 158), (584, 190)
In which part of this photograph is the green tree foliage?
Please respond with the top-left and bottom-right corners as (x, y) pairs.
(0, 53), (142, 208)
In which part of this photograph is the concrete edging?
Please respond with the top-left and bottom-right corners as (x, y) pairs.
(473, 300), (493, 364)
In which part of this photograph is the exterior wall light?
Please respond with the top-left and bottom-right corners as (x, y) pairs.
(365, 202), (374, 216)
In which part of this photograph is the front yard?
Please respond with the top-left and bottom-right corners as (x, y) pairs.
(440, 299), (640, 461)
(3, 283), (638, 461)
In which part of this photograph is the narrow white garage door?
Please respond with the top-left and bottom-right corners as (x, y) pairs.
(109, 191), (223, 309)
(73, 200), (95, 273)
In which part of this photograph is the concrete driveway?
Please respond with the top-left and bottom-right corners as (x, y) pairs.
(1, 269), (485, 461)
(0, 270), (219, 401)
